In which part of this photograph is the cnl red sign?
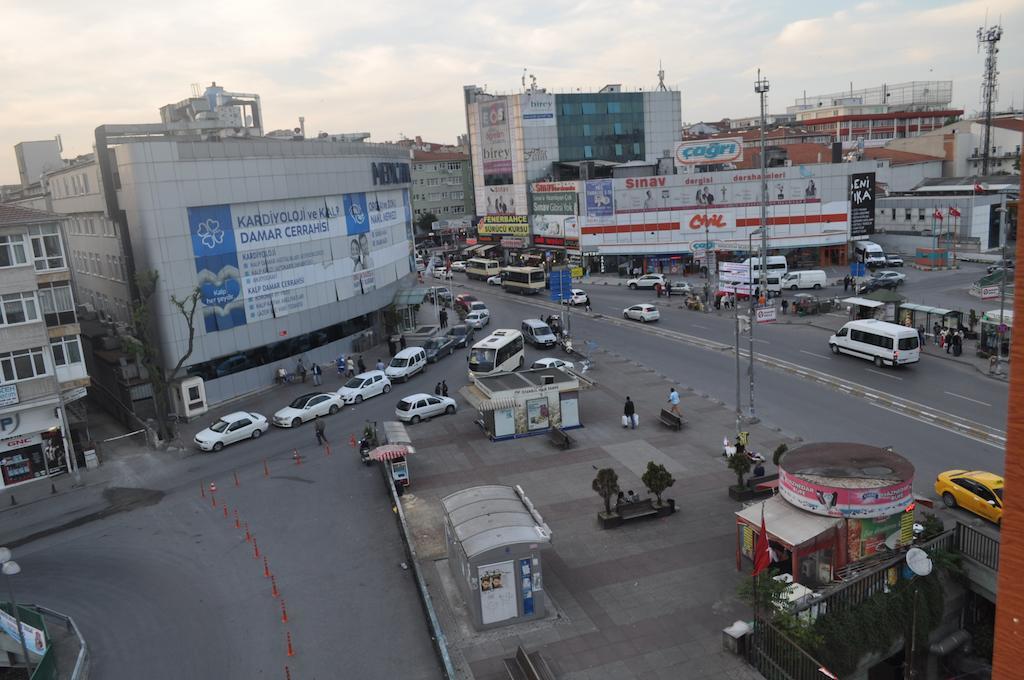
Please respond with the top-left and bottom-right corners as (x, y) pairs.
(688, 213), (729, 230)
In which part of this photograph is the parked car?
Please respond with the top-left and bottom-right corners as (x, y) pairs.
(626, 273), (665, 290)
(423, 335), (458, 362)
(432, 268), (453, 280)
(194, 411), (269, 452)
(885, 253), (905, 267)
(873, 270), (906, 286)
(454, 294), (479, 313)
(664, 280), (693, 296)
(464, 310), (490, 329)
(935, 469), (1004, 525)
(427, 286), (452, 306)
(623, 304), (660, 322)
(386, 347), (428, 382)
(272, 392), (343, 428)
(468, 301), (489, 314)
(447, 324), (475, 348)
(395, 393), (457, 424)
(566, 289), (589, 306)
(987, 260), (1015, 274)
(858, 277), (898, 294)
(450, 260), (467, 273)
(337, 370), (392, 404)
(486, 274), (502, 286)
(532, 357), (575, 371)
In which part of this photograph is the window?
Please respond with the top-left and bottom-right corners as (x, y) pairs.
(37, 283), (75, 326)
(0, 234), (28, 268)
(904, 209), (912, 221)
(891, 209), (896, 220)
(581, 102), (597, 115)
(583, 145), (593, 158)
(1, 292), (39, 326)
(561, 103), (576, 116)
(0, 347), (48, 383)
(918, 208), (925, 221)
(29, 225), (65, 270)
(50, 335), (83, 367)
(615, 144), (624, 156)
(608, 102), (621, 114)
(613, 122), (624, 135)
(582, 124), (592, 136)
(633, 143), (641, 154)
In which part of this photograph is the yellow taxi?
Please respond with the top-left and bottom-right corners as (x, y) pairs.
(934, 470), (1004, 525)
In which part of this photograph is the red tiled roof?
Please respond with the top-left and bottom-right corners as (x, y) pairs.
(991, 118), (1024, 133)
(0, 203), (62, 227)
(861, 148), (944, 165)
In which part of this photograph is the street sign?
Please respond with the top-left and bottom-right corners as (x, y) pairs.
(62, 386), (88, 403)
(570, 266), (583, 279)
(755, 306), (777, 324)
(981, 286), (1000, 300)
(849, 262), (866, 277)
(549, 270), (573, 301)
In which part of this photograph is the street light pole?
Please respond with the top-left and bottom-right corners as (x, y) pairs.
(996, 204), (1008, 370)
(0, 550), (32, 677)
(751, 69), (770, 423)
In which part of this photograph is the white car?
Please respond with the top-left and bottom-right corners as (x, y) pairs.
(623, 304), (660, 323)
(432, 268), (453, 279)
(396, 393), (457, 424)
(194, 411), (269, 452)
(532, 358), (575, 371)
(337, 370), (392, 404)
(626, 273), (665, 290)
(487, 274), (502, 286)
(450, 261), (467, 273)
(874, 270), (906, 286)
(272, 392), (343, 428)
(567, 289), (589, 306)
(464, 310), (490, 329)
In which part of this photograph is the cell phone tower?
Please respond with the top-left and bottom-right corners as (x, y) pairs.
(977, 22), (1003, 176)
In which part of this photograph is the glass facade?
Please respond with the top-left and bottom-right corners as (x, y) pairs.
(555, 93), (645, 163)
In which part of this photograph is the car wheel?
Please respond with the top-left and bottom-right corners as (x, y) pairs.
(355, 395), (363, 404)
(411, 415), (421, 424)
(790, 285), (798, 290)
(813, 283), (821, 290)
(251, 429), (262, 440)
(830, 344), (839, 354)
(641, 316), (648, 323)
(942, 492), (958, 509)
(445, 405), (455, 415)
(896, 280), (903, 286)
(329, 404), (339, 415)
(383, 384), (392, 394)
(629, 283), (637, 290)
(448, 347), (453, 356)
(213, 442), (224, 452)
(874, 356), (883, 367)
(623, 312), (629, 319)
(292, 418), (302, 428)
(518, 356), (524, 368)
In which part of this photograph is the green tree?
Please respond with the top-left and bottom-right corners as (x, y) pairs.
(592, 468), (620, 515)
(772, 443), (788, 467)
(641, 461), (675, 506)
(124, 271), (200, 442)
(416, 211), (438, 234)
(728, 452), (752, 490)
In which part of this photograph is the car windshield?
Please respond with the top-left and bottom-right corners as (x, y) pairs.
(343, 378), (365, 389)
(994, 487), (1003, 501)
(210, 419), (230, 433)
(425, 339), (440, 350)
(450, 327), (466, 336)
(469, 348), (495, 370)
(390, 358), (409, 368)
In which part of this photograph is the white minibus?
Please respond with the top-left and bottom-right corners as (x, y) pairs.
(468, 329), (525, 376)
(828, 319), (920, 367)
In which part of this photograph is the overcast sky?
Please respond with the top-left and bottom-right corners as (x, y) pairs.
(2, 0), (1022, 185)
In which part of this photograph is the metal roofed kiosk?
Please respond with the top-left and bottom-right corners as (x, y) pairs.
(442, 485), (552, 630)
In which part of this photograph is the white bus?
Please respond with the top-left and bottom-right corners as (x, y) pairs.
(828, 319), (920, 368)
(742, 255), (789, 278)
(468, 329), (525, 376)
(465, 258), (500, 281)
(500, 266), (546, 295)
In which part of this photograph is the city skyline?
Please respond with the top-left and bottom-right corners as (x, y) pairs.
(2, 0), (1023, 185)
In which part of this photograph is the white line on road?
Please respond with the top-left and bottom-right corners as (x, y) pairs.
(943, 391), (992, 407)
(691, 324), (709, 329)
(752, 338), (770, 344)
(799, 350), (830, 359)
(866, 368), (903, 381)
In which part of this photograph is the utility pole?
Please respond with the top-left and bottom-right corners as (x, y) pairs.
(977, 24), (1003, 176)
(749, 69), (770, 422)
(997, 204), (1008, 371)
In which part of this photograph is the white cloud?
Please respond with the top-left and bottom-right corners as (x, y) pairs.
(0, 0), (1022, 184)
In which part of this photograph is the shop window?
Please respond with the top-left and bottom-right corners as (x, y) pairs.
(0, 234), (28, 268)
(29, 224), (66, 270)
(37, 283), (76, 327)
(0, 347), (48, 383)
(0, 292), (39, 326)
(50, 335), (83, 366)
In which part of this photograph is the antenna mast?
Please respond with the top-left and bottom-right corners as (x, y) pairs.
(977, 23), (1003, 176)
(656, 61), (667, 91)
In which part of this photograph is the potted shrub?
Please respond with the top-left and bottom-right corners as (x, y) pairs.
(727, 451), (754, 501)
(642, 461), (676, 516)
(592, 468), (621, 529)
(772, 443), (788, 467)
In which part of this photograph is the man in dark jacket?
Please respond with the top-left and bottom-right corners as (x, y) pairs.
(623, 397), (636, 429)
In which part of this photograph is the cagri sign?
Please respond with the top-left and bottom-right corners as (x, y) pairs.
(674, 138), (744, 166)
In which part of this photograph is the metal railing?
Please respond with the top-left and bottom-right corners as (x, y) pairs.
(749, 617), (831, 680)
(955, 522), (1000, 571)
(28, 604), (89, 680)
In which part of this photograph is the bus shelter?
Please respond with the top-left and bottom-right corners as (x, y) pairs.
(978, 309), (1013, 358)
(897, 303), (961, 333)
(841, 296), (885, 321)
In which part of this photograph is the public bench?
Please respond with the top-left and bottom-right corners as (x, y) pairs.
(504, 646), (556, 680)
(547, 427), (573, 450)
(746, 473), (779, 497)
(658, 408), (686, 431)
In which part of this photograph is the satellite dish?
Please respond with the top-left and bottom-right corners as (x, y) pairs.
(905, 547), (933, 576)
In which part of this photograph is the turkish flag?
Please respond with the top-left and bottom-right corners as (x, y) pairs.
(752, 510), (772, 576)
(933, 209), (944, 221)
(974, 182), (985, 194)
(949, 206), (961, 218)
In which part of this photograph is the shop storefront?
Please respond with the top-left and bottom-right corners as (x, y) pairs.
(0, 401), (68, 488)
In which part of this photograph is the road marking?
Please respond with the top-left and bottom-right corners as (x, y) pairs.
(799, 350), (830, 360)
(866, 368), (903, 381)
(943, 391), (992, 407)
(691, 324), (709, 329)
(752, 338), (770, 344)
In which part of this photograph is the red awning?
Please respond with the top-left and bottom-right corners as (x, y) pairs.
(369, 444), (413, 461)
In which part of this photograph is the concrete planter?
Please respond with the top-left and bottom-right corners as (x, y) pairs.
(729, 485), (759, 502)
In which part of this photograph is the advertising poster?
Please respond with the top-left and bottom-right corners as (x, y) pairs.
(526, 397), (550, 431)
(529, 191), (577, 215)
(532, 216), (579, 246)
(0, 607), (46, 656)
(479, 97), (512, 185)
(520, 558), (534, 616)
(847, 514), (902, 561)
(849, 172), (876, 237)
(483, 185), (519, 215)
(584, 179), (613, 223)
(778, 468), (913, 518)
(522, 92), (555, 127)
(674, 137), (745, 166)
(480, 215), (529, 237)
(614, 177), (685, 213)
(478, 560), (517, 625)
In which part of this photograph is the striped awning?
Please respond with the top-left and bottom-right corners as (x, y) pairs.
(369, 444), (414, 461)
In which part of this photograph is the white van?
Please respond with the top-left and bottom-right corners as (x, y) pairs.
(781, 270), (828, 290)
(742, 256), (789, 278)
(829, 319), (920, 368)
(385, 347), (427, 382)
(521, 319), (558, 348)
(854, 241), (886, 268)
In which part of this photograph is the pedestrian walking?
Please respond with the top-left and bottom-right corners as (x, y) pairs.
(336, 353), (346, 376)
(665, 281), (672, 297)
(346, 356), (356, 378)
(296, 357), (308, 383)
(400, 335), (407, 350)
(623, 396), (637, 429)
(442, 381), (449, 398)
(917, 324), (926, 346)
(434, 382), (442, 396)
(667, 388), (681, 417)
(654, 282), (662, 298)
(311, 362), (323, 386)
(315, 419), (327, 445)
(440, 308), (448, 329)
(357, 355), (366, 373)
(781, 299), (789, 315)
(375, 358), (385, 371)
(843, 275), (850, 292)
(933, 323), (941, 346)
